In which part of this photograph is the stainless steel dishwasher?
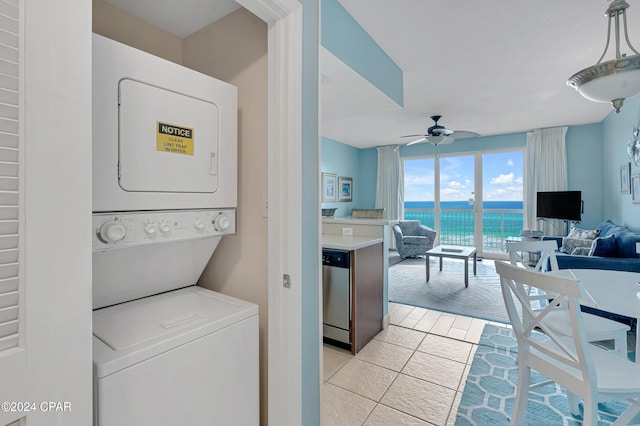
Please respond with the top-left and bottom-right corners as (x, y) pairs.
(322, 249), (351, 346)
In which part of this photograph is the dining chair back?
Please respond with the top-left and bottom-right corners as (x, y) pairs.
(505, 240), (629, 358)
(495, 260), (640, 425)
(505, 239), (559, 272)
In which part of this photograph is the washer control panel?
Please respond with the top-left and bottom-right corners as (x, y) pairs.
(93, 209), (236, 250)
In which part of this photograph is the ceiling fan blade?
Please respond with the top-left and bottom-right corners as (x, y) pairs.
(406, 137), (427, 146)
(450, 130), (481, 139)
(400, 134), (427, 138)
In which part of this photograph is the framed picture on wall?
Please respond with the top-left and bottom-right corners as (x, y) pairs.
(321, 173), (337, 202)
(632, 173), (640, 204)
(620, 163), (631, 193)
(338, 177), (352, 202)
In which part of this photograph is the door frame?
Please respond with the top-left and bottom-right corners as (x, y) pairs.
(235, 0), (305, 424)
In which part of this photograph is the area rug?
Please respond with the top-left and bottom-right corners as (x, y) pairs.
(388, 257), (511, 323)
(455, 324), (628, 425)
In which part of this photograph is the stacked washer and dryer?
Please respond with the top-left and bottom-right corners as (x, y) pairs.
(91, 34), (259, 425)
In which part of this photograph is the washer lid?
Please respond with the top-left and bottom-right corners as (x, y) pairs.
(93, 286), (254, 351)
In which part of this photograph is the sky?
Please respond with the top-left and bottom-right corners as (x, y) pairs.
(404, 151), (523, 202)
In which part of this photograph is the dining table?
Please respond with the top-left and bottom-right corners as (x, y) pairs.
(553, 268), (640, 358)
(552, 268), (640, 424)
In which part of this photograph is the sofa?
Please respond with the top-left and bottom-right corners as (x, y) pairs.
(542, 220), (640, 273)
(542, 220), (640, 325)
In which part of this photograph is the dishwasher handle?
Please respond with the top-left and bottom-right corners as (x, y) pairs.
(322, 250), (350, 268)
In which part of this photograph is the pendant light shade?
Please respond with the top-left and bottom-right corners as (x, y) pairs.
(568, 0), (640, 113)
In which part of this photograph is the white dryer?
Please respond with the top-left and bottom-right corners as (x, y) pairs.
(92, 34), (237, 212)
(91, 35), (257, 426)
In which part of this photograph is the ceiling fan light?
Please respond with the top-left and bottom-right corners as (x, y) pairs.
(427, 135), (454, 146)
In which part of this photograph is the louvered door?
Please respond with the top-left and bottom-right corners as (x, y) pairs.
(0, 0), (26, 424)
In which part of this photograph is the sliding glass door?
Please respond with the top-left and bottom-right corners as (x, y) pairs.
(439, 155), (475, 246)
(403, 157), (436, 229)
(481, 151), (524, 255)
(403, 149), (523, 258)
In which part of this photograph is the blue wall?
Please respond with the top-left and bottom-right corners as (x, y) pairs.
(602, 96), (640, 230)
(566, 123), (603, 228)
(357, 147), (377, 208)
(323, 123), (610, 230)
(301, 0), (320, 423)
(321, 0), (403, 106)
(321, 137), (360, 217)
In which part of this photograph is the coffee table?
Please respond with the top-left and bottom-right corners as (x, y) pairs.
(425, 245), (477, 287)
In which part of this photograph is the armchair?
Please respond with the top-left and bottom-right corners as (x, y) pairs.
(392, 220), (437, 258)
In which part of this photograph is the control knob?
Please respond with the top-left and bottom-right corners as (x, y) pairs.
(144, 223), (157, 236)
(98, 220), (127, 243)
(213, 213), (231, 232)
(159, 221), (171, 235)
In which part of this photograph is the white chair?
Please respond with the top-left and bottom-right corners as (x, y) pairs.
(505, 240), (629, 358)
(495, 260), (640, 425)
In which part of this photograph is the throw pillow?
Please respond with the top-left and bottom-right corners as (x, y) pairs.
(561, 237), (594, 254)
(615, 232), (640, 258)
(567, 226), (600, 240)
(588, 235), (617, 257)
(597, 219), (628, 237)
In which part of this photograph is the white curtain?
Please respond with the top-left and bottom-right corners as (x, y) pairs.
(525, 127), (568, 236)
(375, 145), (403, 220)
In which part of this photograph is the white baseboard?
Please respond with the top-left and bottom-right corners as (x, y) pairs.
(383, 314), (390, 329)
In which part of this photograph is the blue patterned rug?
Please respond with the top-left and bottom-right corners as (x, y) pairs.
(455, 324), (628, 425)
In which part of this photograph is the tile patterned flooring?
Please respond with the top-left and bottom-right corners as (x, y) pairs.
(322, 303), (509, 426)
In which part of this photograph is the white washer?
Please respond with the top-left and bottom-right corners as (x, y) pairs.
(93, 287), (258, 426)
(92, 210), (258, 426)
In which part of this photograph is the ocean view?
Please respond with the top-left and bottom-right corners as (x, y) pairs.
(404, 200), (524, 249)
(405, 201), (524, 210)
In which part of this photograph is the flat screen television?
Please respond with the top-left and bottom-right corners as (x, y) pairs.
(536, 191), (582, 221)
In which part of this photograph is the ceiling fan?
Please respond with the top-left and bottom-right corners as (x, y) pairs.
(401, 115), (480, 146)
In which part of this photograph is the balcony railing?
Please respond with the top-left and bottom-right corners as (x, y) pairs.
(404, 207), (523, 252)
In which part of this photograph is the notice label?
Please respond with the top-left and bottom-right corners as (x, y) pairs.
(156, 122), (194, 156)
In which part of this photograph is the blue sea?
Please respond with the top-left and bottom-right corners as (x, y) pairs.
(404, 201), (524, 247)
(405, 201), (523, 210)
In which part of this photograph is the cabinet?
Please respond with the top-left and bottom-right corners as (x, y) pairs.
(351, 242), (383, 353)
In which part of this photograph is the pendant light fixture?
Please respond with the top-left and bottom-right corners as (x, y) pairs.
(567, 0), (640, 113)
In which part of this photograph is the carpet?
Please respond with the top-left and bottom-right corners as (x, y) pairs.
(455, 324), (628, 425)
(388, 257), (511, 323)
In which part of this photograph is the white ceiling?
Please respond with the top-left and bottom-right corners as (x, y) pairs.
(106, 0), (632, 149)
(323, 0), (621, 148)
(105, 0), (241, 38)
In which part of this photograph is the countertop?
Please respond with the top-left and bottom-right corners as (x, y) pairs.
(322, 217), (389, 226)
(322, 234), (383, 251)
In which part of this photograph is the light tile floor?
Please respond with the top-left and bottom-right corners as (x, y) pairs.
(322, 302), (509, 426)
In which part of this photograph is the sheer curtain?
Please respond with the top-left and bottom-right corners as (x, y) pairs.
(525, 127), (568, 236)
(376, 145), (403, 220)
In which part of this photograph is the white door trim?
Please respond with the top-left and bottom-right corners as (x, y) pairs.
(235, 0), (303, 424)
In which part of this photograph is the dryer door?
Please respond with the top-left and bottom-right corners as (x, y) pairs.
(118, 79), (219, 193)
